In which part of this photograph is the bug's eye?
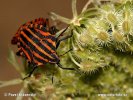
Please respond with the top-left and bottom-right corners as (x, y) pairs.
(49, 26), (59, 35)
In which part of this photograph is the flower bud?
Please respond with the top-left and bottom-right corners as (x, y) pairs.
(123, 10), (130, 20)
(80, 60), (97, 73)
(97, 31), (109, 42)
(122, 20), (131, 33)
(112, 31), (124, 42)
(107, 13), (117, 24)
(79, 33), (93, 46)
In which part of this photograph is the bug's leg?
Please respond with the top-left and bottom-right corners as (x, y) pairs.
(51, 72), (54, 84)
(56, 63), (75, 70)
(59, 48), (72, 56)
(56, 32), (73, 49)
(57, 26), (70, 38)
(16, 49), (23, 56)
(23, 66), (38, 80)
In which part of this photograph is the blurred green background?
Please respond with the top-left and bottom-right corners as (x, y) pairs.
(0, 0), (87, 100)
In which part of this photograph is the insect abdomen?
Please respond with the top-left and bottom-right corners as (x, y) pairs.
(18, 27), (59, 66)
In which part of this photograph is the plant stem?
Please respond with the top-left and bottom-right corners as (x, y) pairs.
(72, 0), (78, 18)
(82, 0), (92, 13)
(50, 12), (71, 24)
(0, 79), (22, 88)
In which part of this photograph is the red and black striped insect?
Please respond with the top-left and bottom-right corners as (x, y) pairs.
(11, 18), (74, 79)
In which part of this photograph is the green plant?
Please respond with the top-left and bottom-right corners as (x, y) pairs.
(1, 0), (133, 100)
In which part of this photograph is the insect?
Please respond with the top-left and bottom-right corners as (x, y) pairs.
(11, 18), (74, 79)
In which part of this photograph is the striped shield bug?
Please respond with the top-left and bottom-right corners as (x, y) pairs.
(11, 18), (74, 79)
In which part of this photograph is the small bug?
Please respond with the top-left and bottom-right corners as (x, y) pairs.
(11, 18), (74, 79)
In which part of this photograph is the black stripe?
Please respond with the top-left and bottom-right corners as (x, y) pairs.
(30, 28), (56, 42)
(19, 33), (57, 63)
(45, 35), (57, 42)
(23, 29), (56, 53)
(42, 39), (56, 51)
(21, 39), (58, 64)
(20, 42), (33, 61)
(29, 28), (47, 39)
(33, 55), (46, 64)
(21, 39), (47, 64)
(21, 39), (54, 64)
(30, 28), (56, 51)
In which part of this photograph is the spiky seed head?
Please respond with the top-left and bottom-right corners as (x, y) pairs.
(88, 26), (98, 35)
(79, 60), (97, 73)
(122, 20), (131, 33)
(97, 31), (109, 42)
(79, 33), (93, 46)
(107, 13), (117, 25)
(98, 20), (109, 30)
(123, 10), (130, 20)
(112, 31), (124, 42)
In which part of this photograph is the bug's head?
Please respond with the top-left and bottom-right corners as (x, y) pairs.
(49, 26), (59, 35)
(34, 18), (46, 25)
(35, 18), (50, 30)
